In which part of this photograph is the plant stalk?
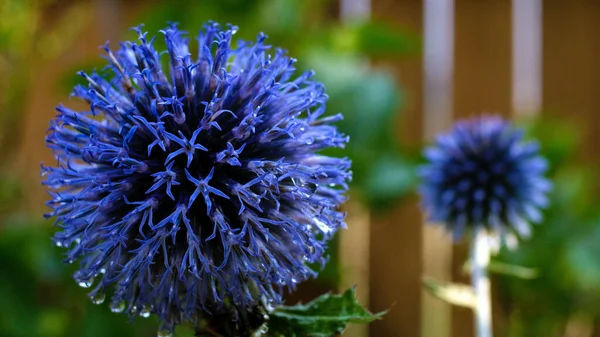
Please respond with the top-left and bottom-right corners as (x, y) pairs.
(470, 227), (492, 337)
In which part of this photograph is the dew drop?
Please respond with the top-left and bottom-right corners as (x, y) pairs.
(110, 301), (125, 313)
(314, 219), (332, 234)
(90, 292), (105, 305)
(139, 306), (151, 318)
(78, 277), (94, 288)
(263, 299), (275, 312)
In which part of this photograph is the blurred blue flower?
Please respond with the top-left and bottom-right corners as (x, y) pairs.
(418, 116), (551, 242)
(42, 23), (350, 334)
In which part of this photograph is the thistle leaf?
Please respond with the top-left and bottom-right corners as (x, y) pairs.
(266, 288), (385, 337)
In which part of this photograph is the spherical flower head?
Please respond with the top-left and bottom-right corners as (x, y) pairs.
(418, 116), (551, 243)
(42, 22), (351, 334)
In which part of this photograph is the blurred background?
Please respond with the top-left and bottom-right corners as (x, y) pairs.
(1, 0), (600, 336)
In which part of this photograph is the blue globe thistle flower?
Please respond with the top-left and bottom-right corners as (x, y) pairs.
(42, 23), (351, 334)
(418, 116), (551, 242)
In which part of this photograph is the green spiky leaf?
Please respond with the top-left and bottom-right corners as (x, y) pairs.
(266, 288), (385, 337)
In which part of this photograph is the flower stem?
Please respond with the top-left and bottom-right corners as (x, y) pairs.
(470, 227), (492, 337)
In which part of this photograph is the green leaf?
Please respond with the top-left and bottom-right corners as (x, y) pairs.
(267, 288), (385, 337)
(305, 50), (401, 149)
(356, 22), (420, 56)
(329, 22), (420, 57)
(489, 261), (539, 279)
(463, 260), (539, 280)
(257, 0), (302, 34)
(364, 154), (416, 206)
(565, 225), (600, 292)
(422, 277), (476, 309)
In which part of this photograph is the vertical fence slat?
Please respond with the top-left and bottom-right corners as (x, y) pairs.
(421, 0), (455, 336)
(370, 1), (423, 336)
(512, 0), (543, 117)
(423, 0), (454, 140)
(543, 0), (600, 164)
(341, 0), (371, 23)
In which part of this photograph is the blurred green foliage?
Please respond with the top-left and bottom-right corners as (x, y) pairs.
(496, 116), (600, 336)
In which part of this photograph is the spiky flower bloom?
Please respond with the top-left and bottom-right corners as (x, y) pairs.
(418, 116), (551, 242)
(42, 23), (350, 335)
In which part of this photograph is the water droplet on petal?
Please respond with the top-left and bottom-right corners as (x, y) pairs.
(263, 299), (275, 312)
(139, 306), (151, 318)
(110, 301), (125, 313)
(78, 277), (94, 288)
(90, 292), (105, 305)
(314, 219), (332, 234)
